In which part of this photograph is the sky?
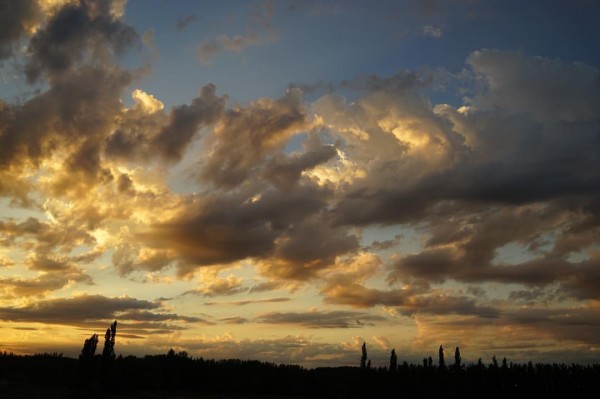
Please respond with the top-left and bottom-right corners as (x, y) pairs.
(1, 0), (600, 367)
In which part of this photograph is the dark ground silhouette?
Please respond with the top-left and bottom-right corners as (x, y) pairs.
(1, 349), (599, 397)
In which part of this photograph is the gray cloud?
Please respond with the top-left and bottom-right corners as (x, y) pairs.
(256, 310), (386, 329)
(0, 294), (157, 323)
(105, 85), (227, 164)
(264, 133), (337, 191)
(197, 0), (276, 64)
(0, 0), (39, 60)
(204, 297), (291, 306)
(199, 90), (306, 188)
(0, 271), (93, 298)
(25, 1), (138, 83)
(176, 14), (196, 31)
(0, 294), (203, 335)
(153, 84), (226, 162)
(321, 282), (499, 318)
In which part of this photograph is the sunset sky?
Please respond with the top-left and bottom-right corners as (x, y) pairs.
(1, 0), (600, 367)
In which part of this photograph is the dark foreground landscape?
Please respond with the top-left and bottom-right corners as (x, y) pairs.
(1, 350), (599, 398)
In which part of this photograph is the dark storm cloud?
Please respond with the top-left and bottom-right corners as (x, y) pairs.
(256, 310), (385, 329)
(25, 0), (138, 83)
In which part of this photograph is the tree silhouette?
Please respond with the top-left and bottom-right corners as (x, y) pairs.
(454, 346), (461, 369)
(438, 345), (445, 369)
(389, 349), (397, 373)
(492, 355), (498, 368)
(360, 342), (368, 369)
(102, 320), (117, 360)
(78, 333), (98, 386)
(101, 321), (118, 391)
(80, 334), (98, 360)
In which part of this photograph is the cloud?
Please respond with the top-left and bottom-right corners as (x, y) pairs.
(0, 270), (93, 298)
(256, 310), (386, 329)
(25, 1), (138, 83)
(184, 270), (247, 297)
(197, 0), (277, 64)
(106, 84), (227, 163)
(422, 25), (443, 38)
(467, 49), (600, 123)
(176, 14), (196, 31)
(0, 0), (40, 60)
(123, 333), (370, 367)
(0, 294), (202, 333)
(199, 89), (307, 187)
(203, 297), (291, 306)
(1, 1), (600, 366)
(264, 133), (337, 191)
(0, 294), (156, 323)
(139, 121), (358, 278)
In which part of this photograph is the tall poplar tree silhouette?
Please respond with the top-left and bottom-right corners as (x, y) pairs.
(101, 321), (118, 391)
(438, 345), (445, 369)
(79, 333), (98, 386)
(360, 342), (368, 369)
(389, 349), (397, 373)
(454, 346), (461, 369)
(102, 321), (117, 360)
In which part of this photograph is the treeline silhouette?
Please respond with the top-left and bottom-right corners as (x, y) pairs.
(0, 323), (599, 397)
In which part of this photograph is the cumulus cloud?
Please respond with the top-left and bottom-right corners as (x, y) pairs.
(184, 269), (247, 297)
(199, 89), (307, 187)
(106, 84), (227, 163)
(1, 0), (600, 362)
(25, 0), (138, 83)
